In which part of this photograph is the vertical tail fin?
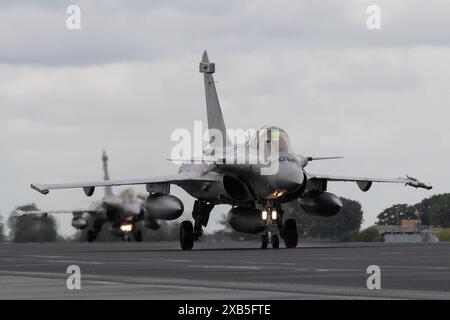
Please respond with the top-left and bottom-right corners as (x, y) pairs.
(102, 150), (113, 197)
(199, 50), (230, 147)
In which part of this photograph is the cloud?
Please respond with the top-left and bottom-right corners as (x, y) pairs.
(1, 1), (450, 66)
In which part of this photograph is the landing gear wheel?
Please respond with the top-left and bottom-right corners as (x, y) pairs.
(261, 234), (269, 249)
(87, 230), (96, 242)
(283, 219), (298, 248)
(134, 230), (143, 242)
(180, 221), (194, 250)
(271, 235), (280, 249)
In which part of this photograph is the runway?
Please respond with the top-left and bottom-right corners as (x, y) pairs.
(0, 241), (449, 299)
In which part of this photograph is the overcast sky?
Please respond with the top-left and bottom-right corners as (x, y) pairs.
(1, 0), (449, 236)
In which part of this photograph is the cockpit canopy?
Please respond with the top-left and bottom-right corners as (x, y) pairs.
(119, 188), (137, 202)
(246, 126), (293, 153)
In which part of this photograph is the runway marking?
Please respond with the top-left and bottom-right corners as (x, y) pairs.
(138, 258), (192, 262)
(0, 263), (73, 268)
(248, 262), (296, 266)
(190, 265), (364, 273)
(25, 255), (65, 259)
(294, 268), (361, 273)
(377, 252), (406, 255)
(381, 265), (450, 271)
(138, 259), (162, 262)
(45, 260), (103, 265)
(96, 260), (194, 265)
(190, 265), (262, 270)
(316, 268), (362, 272)
(317, 257), (357, 260)
(316, 269), (332, 272)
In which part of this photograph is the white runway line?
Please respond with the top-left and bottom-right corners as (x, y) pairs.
(293, 268), (361, 273)
(189, 265), (262, 270)
(377, 252), (406, 255)
(166, 259), (192, 262)
(381, 265), (450, 271)
(45, 260), (104, 265)
(246, 261), (296, 266)
(25, 255), (65, 259)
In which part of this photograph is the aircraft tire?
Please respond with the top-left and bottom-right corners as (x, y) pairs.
(180, 220), (194, 250)
(134, 230), (143, 242)
(283, 219), (298, 248)
(261, 234), (268, 249)
(87, 230), (96, 242)
(272, 235), (280, 249)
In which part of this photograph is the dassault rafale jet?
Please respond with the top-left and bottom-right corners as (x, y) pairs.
(31, 51), (432, 250)
(24, 151), (160, 242)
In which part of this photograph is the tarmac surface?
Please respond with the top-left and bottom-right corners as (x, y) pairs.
(0, 241), (449, 299)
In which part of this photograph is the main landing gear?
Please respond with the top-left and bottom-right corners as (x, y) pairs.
(86, 220), (104, 242)
(133, 229), (143, 242)
(180, 220), (194, 250)
(179, 200), (214, 250)
(260, 205), (298, 249)
(87, 230), (97, 242)
(283, 219), (298, 248)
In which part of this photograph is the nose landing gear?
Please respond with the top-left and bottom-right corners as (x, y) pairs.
(260, 206), (281, 249)
(260, 205), (298, 249)
(261, 234), (269, 249)
(271, 234), (280, 249)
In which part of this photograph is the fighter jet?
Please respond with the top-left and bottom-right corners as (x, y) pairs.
(31, 51), (432, 250)
(24, 151), (160, 242)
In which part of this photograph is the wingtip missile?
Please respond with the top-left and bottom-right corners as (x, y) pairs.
(307, 156), (344, 161)
(405, 175), (433, 190)
(31, 183), (49, 195)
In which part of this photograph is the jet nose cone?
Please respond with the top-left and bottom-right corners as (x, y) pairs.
(123, 203), (142, 215)
(275, 167), (303, 191)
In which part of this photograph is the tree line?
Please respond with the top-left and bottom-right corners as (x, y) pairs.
(1, 193), (449, 243)
(376, 193), (450, 227)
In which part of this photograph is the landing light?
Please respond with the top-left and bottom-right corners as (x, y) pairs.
(271, 190), (285, 198)
(262, 210), (268, 220)
(271, 210), (277, 220)
(120, 224), (133, 232)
